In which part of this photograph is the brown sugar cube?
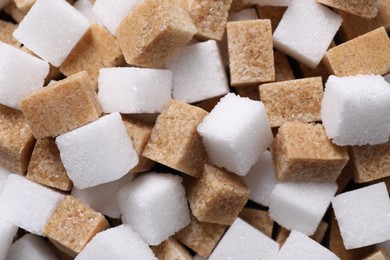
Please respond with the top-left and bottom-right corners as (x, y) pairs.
(175, 214), (228, 258)
(143, 100), (208, 177)
(186, 163), (250, 225)
(271, 122), (349, 182)
(274, 49), (295, 82)
(122, 116), (155, 174)
(151, 237), (194, 260)
(44, 195), (109, 257)
(238, 208), (273, 238)
(227, 20), (275, 87)
(0, 104), (35, 173)
(260, 77), (323, 127)
(20, 71), (102, 139)
(26, 138), (72, 191)
(60, 25), (124, 87)
(349, 140), (390, 183)
(256, 6), (287, 32)
(0, 21), (20, 48)
(364, 249), (390, 260)
(14, 0), (35, 13)
(324, 27), (390, 77)
(336, 0), (390, 41)
(316, 0), (380, 19)
(185, 0), (232, 41)
(117, 0), (196, 68)
(276, 227), (290, 246)
(3, 0), (27, 23)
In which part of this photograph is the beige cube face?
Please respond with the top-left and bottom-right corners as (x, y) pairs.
(20, 71), (102, 139)
(227, 20), (275, 87)
(316, 0), (380, 19)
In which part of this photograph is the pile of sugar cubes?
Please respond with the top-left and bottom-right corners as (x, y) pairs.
(0, 0), (390, 258)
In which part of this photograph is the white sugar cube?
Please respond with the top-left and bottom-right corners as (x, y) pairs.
(208, 218), (279, 260)
(243, 0), (290, 6)
(332, 182), (390, 249)
(166, 40), (229, 103)
(269, 182), (337, 236)
(0, 42), (49, 109)
(0, 218), (18, 260)
(97, 68), (172, 114)
(6, 234), (57, 260)
(76, 225), (156, 260)
(74, 0), (102, 25)
(56, 112), (138, 189)
(93, 0), (141, 35)
(13, 0), (90, 67)
(273, 0), (342, 68)
(0, 175), (64, 236)
(321, 75), (390, 146)
(243, 151), (278, 207)
(118, 173), (190, 245)
(198, 93), (273, 176)
(277, 230), (339, 260)
(71, 173), (134, 218)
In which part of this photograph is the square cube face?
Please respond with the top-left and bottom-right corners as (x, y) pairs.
(166, 40), (229, 104)
(0, 42), (49, 110)
(269, 182), (337, 236)
(97, 67), (172, 114)
(13, 0), (90, 67)
(44, 196), (109, 256)
(0, 175), (64, 236)
(143, 100), (208, 177)
(198, 93), (273, 176)
(186, 164), (250, 225)
(227, 20), (275, 86)
(316, 0), (380, 19)
(332, 182), (390, 249)
(118, 173), (190, 246)
(272, 122), (349, 182)
(260, 77), (323, 127)
(56, 112), (138, 189)
(321, 75), (390, 146)
(20, 71), (102, 139)
(208, 218), (279, 260)
(273, 0), (342, 68)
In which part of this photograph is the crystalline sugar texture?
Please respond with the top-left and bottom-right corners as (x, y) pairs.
(5, 234), (57, 260)
(0, 218), (18, 260)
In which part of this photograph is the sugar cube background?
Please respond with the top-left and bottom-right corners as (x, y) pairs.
(269, 181), (338, 236)
(118, 173), (190, 245)
(321, 75), (390, 146)
(243, 150), (278, 207)
(76, 225), (156, 260)
(239, 208), (274, 238)
(0, 218), (18, 260)
(166, 40), (229, 103)
(0, 174), (64, 236)
(0, 167), (12, 194)
(273, 0), (342, 68)
(332, 182), (390, 249)
(0, 0), (9, 10)
(56, 112), (138, 189)
(208, 218), (279, 260)
(14, 0), (90, 67)
(198, 93), (273, 176)
(0, 42), (49, 109)
(244, 0), (290, 6)
(97, 68), (172, 114)
(151, 237), (193, 260)
(6, 234), (57, 260)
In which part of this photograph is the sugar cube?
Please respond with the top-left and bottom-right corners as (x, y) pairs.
(76, 225), (156, 260)
(243, 150), (278, 207)
(74, 0), (102, 25)
(13, 0), (90, 67)
(0, 0), (9, 9)
(332, 182), (390, 249)
(0, 42), (49, 109)
(273, 0), (342, 68)
(269, 181), (337, 236)
(0, 218), (18, 260)
(56, 112), (138, 189)
(257, 6), (287, 32)
(277, 230), (339, 260)
(6, 234), (57, 260)
(92, 0), (141, 35)
(321, 75), (390, 146)
(0, 174), (64, 236)
(151, 238), (193, 260)
(198, 93), (273, 176)
(239, 208), (274, 238)
(316, 0), (380, 19)
(97, 67), (172, 114)
(363, 249), (390, 260)
(0, 20), (20, 48)
(165, 40), (229, 103)
(208, 218), (279, 260)
(118, 173), (190, 245)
